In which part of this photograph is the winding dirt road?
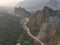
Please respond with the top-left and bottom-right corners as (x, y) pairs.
(22, 18), (45, 45)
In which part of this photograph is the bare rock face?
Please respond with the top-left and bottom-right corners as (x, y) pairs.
(14, 7), (32, 17)
(29, 6), (60, 45)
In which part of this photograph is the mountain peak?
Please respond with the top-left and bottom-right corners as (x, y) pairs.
(46, 0), (60, 10)
(18, 0), (60, 12)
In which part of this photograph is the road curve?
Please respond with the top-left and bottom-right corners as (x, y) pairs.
(22, 17), (45, 45)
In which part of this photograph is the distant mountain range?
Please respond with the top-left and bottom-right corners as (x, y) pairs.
(18, 0), (49, 11)
(46, 0), (60, 10)
(18, 0), (60, 11)
(14, 7), (33, 17)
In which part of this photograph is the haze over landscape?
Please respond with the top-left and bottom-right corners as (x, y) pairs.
(0, 0), (24, 7)
(19, 0), (60, 11)
(0, 0), (60, 11)
(0, 0), (60, 45)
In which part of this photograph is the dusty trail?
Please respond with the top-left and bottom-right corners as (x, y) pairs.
(22, 18), (45, 45)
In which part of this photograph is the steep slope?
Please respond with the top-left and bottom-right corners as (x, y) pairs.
(0, 13), (24, 45)
(14, 7), (33, 17)
(29, 7), (60, 45)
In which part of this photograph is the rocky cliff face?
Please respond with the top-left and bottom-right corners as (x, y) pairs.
(29, 6), (60, 45)
(14, 7), (33, 17)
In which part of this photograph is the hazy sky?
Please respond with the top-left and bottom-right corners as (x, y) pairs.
(0, 0), (24, 7)
(19, 0), (60, 11)
(0, 0), (49, 7)
(19, 0), (49, 11)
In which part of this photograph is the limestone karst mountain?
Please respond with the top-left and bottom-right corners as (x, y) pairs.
(14, 7), (33, 17)
(29, 6), (60, 45)
(0, 0), (60, 45)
